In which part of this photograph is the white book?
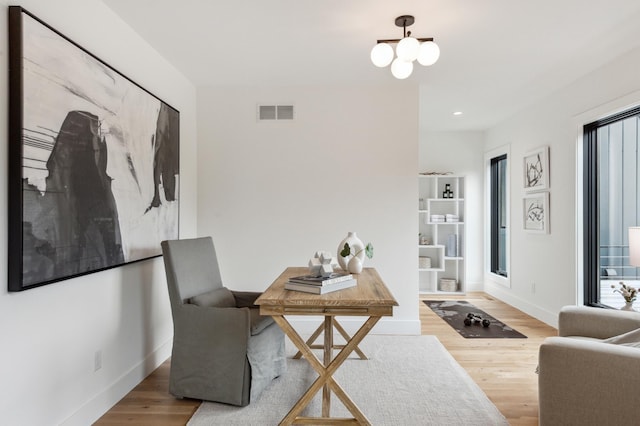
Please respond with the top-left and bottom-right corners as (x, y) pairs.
(446, 234), (459, 257)
(284, 279), (357, 294)
(445, 214), (459, 222)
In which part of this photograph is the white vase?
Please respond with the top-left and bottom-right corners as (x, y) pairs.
(337, 231), (364, 270)
(348, 256), (363, 274)
(621, 302), (635, 311)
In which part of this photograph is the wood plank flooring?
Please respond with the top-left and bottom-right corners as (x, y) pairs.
(94, 292), (557, 425)
(420, 293), (557, 426)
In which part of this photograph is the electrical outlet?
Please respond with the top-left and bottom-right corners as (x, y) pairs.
(94, 350), (102, 372)
(531, 282), (536, 294)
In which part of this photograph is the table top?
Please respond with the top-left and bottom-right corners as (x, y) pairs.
(255, 267), (398, 314)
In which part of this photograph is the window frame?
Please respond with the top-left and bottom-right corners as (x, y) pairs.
(582, 105), (640, 306)
(485, 145), (510, 288)
(490, 154), (508, 277)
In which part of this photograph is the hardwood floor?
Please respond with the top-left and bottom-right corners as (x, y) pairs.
(420, 293), (557, 426)
(93, 361), (200, 425)
(95, 292), (557, 425)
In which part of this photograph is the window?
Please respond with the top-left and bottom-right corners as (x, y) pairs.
(583, 106), (640, 308)
(490, 154), (508, 277)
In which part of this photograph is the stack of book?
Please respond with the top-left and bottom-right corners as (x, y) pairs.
(284, 272), (356, 294)
(445, 214), (459, 222)
(430, 214), (446, 223)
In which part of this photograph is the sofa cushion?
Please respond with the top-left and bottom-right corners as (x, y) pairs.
(564, 335), (603, 343)
(603, 327), (640, 347)
(189, 287), (236, 307)
(249, 308), (275, 335)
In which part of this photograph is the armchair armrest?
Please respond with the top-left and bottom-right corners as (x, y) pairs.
(174, 303), (251, 348)
(558, 305), (640, 339)
(538, 336), (640, 425)
(231, 291), (262, 308)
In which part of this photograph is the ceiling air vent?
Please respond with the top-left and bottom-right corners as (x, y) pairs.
(257, 104), (295, 121)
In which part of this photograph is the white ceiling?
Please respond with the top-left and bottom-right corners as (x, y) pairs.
(102, 0), (640, 131)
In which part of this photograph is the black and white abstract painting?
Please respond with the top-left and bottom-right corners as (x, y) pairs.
(8, 7), (180, 291)
(523, 192), (549, 234)
(523, 145), (549, 192)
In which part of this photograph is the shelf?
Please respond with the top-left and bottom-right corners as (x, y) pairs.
(418, 175), (465, 295)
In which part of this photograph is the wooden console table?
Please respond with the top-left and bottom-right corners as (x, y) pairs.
(255, 267), (398, 425)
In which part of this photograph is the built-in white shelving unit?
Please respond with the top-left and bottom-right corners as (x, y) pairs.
(418, 175), (465, 294)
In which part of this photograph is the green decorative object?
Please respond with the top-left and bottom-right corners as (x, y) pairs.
(341, 242), (374, 259)
(340, 240), (373, 274)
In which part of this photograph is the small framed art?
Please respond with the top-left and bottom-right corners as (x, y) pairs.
(523, 146), (549, 192)
(523, 192), (549, 234)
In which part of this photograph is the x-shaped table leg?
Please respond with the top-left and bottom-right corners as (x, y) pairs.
(272, 315), (381, 425)
(293, 319), (368, 361)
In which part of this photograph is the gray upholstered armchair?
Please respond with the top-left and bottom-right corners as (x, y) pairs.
(161, 236), (286, 406)
(538, 306), (640, 425)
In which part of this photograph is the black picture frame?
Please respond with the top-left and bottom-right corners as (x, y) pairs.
(8, 7), (180, 291)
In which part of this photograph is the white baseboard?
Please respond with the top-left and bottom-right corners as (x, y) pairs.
(287, 317), (421, 336)
(61, 339), (173, 426)
(484, 282), (559, 328)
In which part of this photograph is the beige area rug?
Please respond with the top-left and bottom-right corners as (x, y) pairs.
(187, 335), (508, 425)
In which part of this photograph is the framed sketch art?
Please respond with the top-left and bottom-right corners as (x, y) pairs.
(523, 192), (549, 234)
(523, 146), (549, 192)
(8, 7), (180, 291)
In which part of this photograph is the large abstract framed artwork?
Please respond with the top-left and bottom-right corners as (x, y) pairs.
(8, 7), (180, 291)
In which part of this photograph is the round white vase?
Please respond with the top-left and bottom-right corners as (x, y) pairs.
(621, 301), (635, 311)
(348, 256), (363, 274)
(337, 232), (364, 270)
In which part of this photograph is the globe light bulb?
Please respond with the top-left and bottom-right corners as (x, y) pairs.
(370, 43), (394, 67)
(390, 58), (413, 79)
(417, 41), (440, 66)
(396, 36), (419, 62)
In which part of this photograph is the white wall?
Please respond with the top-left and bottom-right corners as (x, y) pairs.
(418, 127), (485, 290)
(196, 84), (420, 334)
(484, 46), (640, 326)
(0, 1), (198, 424)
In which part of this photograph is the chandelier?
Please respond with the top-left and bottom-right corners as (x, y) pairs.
(370, 15), (440, 79)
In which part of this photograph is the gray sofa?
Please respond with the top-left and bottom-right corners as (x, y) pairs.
(538, 305), (640, 425)
(161, 236), (286, 406)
